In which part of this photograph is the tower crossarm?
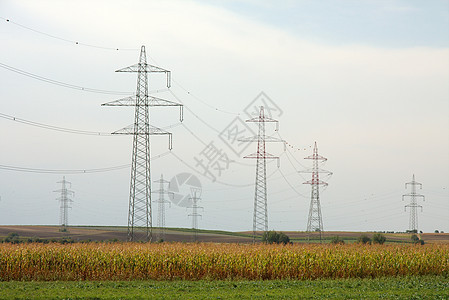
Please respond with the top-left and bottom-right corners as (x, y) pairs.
(112, 125), (173, 149)
(244, 152), (279, 160)
(102, 96), (182, 107)
(402, 194), (425, 200)
(116, 63), (170, 74)
(102, 96), (183, 122)
(116, 64), (171, 88)
(303, 179), (329, 186)
(299, 168), (332, 175)
(239, 135), (284, 143)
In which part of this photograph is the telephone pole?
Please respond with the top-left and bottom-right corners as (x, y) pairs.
(54, 176), (74, 232)
(188, 187), (202, 242)
(402, 174), (425, 233)
(152, 174), (172, 241)
(102, 45), (183, 242)
(240, 106), (283, 242)
(300, 142), (332, 243)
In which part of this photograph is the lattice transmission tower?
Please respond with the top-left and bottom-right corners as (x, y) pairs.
(300, 142), (332, 242)
(402, 174), (425, 233)
(54, 176), (74, 232)
(188, 187), (203, 242)
(103, 45), (183, 242)
(240, 106), (283, 242)
(152, 174), (172, 241)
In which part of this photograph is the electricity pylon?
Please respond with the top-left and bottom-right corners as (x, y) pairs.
(152, 174), (172, 241)
(300, 142), (332, 243)
(54, 176), (74, 232)
(240, 106), (283, 242)
(188, 187), (203, 242)
(102, 45), (183, 242)
(402, 174), (425, 233)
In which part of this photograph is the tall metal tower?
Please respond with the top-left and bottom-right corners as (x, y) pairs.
(402, 174), (425, 233)
(152, 174), (172, 241)
(102, 45), (183, 242)
(54, 176), (74, 232)
(240, 106), (283, 242)
(188, 187), (202, 242)
(301, 142), (332, 242)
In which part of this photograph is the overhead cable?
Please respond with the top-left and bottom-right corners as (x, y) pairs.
(0, 152), (170, 174)
(0, 62), (132, 95)
(1, 17), (138, 51)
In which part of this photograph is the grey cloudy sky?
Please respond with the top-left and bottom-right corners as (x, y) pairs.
(0, 0), (448, 233)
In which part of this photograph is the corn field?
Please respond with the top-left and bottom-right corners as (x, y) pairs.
(0, 243), (448, 281)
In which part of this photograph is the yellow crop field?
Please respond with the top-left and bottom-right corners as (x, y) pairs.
(0, 243), (448, 281)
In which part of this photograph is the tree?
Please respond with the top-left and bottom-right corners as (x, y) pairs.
(357, 234), (372, 244)
(373, 233), (386, 245)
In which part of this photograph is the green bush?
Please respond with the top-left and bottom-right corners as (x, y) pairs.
(331, 236), (345, 244)
(357, 234), (372, 244)
(262, 231), (290, 245)
(411, 234), (424, 245)
(373, 233), (386, 244)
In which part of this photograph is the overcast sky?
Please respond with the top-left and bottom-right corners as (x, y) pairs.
(0, 0), (448, 233)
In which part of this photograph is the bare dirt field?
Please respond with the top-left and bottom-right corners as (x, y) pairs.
(0, 226), (447, 244)
(0, 226), (253, 243)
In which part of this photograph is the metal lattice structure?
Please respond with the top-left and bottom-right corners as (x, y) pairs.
(152, 174), (172, 241)
(402, 174), (425, 233)
(102, 45), (183, 242)
(54, 176), (74, 231)
(301, 142), (332, 242)
(240, 106), (283, 242)
(188, 187), (203, 242)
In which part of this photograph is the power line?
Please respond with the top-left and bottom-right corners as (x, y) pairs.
(0, 112), (182, 136)
(169, 151), (254, 188)
(172, 79), (241, 116)
(145, 52), (241, 116)
(1, 17), (139, 51)
(179, 122), (254, 167)
(168, 90), (223, 134)
(0, 112), (111, 136)
(0, 164), (129, 174)
(0, 62), (132, 95)
(0, 151), (171, 174)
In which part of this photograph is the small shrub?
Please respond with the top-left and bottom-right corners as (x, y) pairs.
(4, 232), (20, 243)
(411, 234), (424, 245)
(262, 231), (290, 245)
(331, 236), (345, 244)
(373, 233), (386, 244)
(278, 232), (290, 245)
(357, 234), (372, 244)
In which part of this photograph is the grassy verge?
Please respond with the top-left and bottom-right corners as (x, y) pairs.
(0, 276), (448, 299)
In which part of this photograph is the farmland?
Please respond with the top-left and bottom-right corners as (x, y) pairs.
(1, 243), (448, 281)
(1, 226), (448, 298)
